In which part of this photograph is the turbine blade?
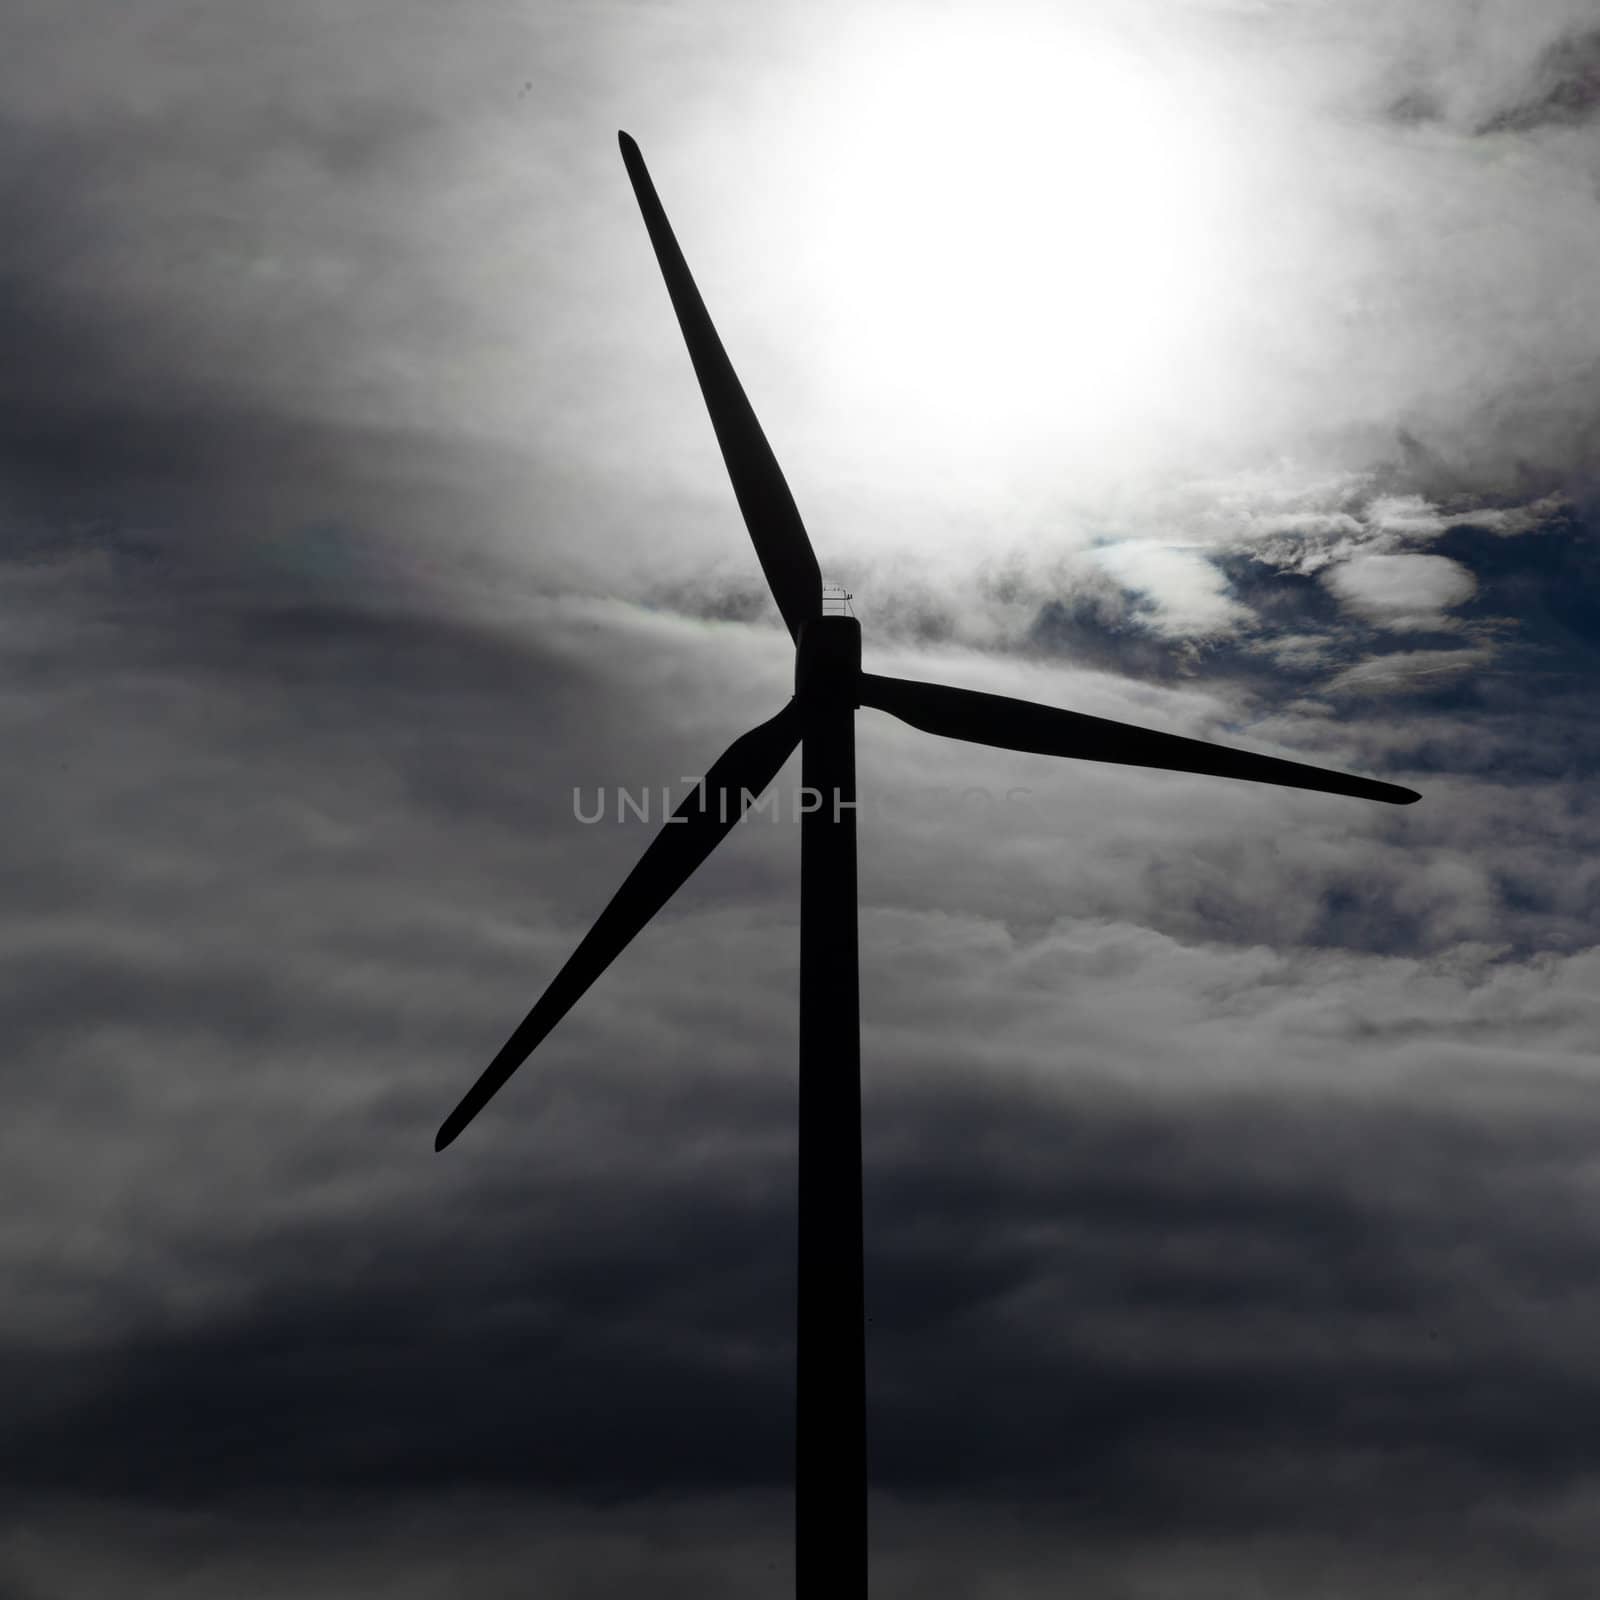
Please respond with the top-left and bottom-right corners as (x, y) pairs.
(858, 674), (1420, 805)
(435, 699), (803, 1151)
(618, 131), (822, 642)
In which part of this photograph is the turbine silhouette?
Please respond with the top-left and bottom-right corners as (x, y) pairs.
(435, 131), (1421, 1597)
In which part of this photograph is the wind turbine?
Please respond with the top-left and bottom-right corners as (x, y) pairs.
(435, 131), (1421, 1598)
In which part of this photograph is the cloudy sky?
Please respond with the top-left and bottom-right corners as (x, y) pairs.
(5, 0), (1600, 1593)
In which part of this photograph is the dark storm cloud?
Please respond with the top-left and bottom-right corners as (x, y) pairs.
(10, 1076), (1600, 1546)
(0, 14), (632, 616)
(0, 92), (428, 439)
(1369, 8), (1600, 139)
(643, 576), (778, 626)
(1384, 87), (1445, 126)
(0, 148), (492, 626)
(1479, 28), (1600, 133)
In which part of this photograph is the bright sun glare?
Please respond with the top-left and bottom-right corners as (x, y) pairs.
(798, 11), (1236, 487)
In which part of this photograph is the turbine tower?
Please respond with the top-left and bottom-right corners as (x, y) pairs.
(435, 132), (1421, 1598)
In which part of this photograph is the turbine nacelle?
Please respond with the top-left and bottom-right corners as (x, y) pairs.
(795, 615), (862, 709)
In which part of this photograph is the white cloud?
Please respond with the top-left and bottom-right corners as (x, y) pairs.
(1322, 552), (1478, 628)
(1092, 543), (1254, 638)
(1325, 647), (1492, 694)
(1364, 494), (1451, 540)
